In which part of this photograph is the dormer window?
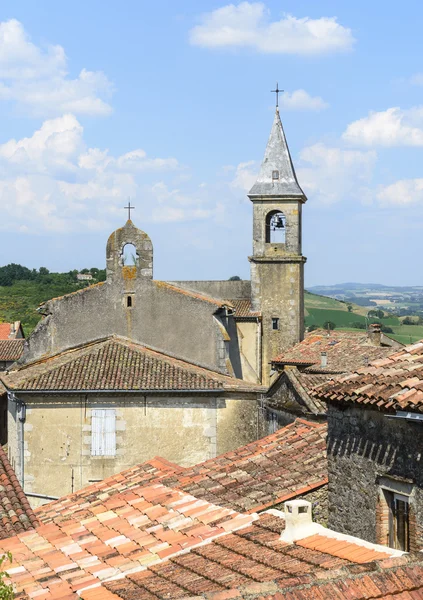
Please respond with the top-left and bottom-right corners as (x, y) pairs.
(272, 170), (279, 180)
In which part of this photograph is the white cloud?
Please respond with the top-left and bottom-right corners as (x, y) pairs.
(377, 179), (423, 206)
(230, 160), (258, 191)
(189, 2), (354, 55)
(0, 116), (184, 232)
(279, 89), (328, 111)
(150, 182), (216, 222)
(0, 19), (112, 117)
(297, 143), (377, 204)
(343, 107), (423, 147)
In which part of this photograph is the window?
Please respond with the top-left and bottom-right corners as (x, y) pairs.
(265, 210), (286, 243)
(389, 493), (410, 551)
(91, 409), (116, 457)
(127, 295), (132, 308)
(272, 170), (279, 180)
(272, 317), (279, 330)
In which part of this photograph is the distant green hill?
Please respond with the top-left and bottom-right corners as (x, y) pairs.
(1, 267), (422, 345)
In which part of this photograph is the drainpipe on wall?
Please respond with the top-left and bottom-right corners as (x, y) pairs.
(8, 391), (26, 488)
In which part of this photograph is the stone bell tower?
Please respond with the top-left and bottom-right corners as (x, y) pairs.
(248, 108), (307, 385)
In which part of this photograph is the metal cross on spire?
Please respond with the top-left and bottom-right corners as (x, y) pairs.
(124, 200), (135, 220)
(271, 83), (283, 108)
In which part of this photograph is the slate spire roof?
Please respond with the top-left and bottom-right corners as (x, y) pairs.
(248, 108), (306, 199)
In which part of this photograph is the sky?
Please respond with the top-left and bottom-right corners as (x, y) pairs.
(0, 1), (422, 286)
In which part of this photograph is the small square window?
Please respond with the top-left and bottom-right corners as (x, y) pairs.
(272, 170), (279, 180)
(272, 318), (279, 330)
(127, 295), (132, 308)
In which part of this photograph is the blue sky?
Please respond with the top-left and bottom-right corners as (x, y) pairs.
(0, 1), (422, 286)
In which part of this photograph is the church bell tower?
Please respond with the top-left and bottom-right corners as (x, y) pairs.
(248, 106), (307, 385)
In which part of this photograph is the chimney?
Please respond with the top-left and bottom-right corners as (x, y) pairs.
(368, 323), (382, 346)
(280, 499), (320, 543)
(320, 352), (327, 368)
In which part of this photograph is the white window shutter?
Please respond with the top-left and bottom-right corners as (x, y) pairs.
(91, 409), (116, 456)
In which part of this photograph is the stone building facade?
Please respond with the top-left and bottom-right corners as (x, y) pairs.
(315, 341), (423, 552)
(4, 336), (264, 505)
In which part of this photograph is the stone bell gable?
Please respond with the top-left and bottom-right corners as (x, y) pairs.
(18, 220), (240, 376)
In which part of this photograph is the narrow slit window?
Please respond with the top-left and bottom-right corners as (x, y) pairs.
(127, 295), (132, 308)
(272, 318), (279, 330)
(272, 170), (279, 180)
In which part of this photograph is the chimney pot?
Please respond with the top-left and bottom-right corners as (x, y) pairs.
(320, 352), (327, 368)
(368, 323), (382, 346)
(280, 499), (320, 542)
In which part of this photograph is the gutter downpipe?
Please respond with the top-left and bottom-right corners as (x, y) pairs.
(8, 391), (26, 488)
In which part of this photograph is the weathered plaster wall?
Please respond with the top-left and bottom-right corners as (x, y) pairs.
(21, 281), (230, 373)
(327, 404), (423, 549)
(8, 392), (260, 506)
(236, 321), (260, 383)
(171, 280), (251, 300)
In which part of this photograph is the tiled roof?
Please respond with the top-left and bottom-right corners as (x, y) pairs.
(81, 512), (398, 600)
(0, 323), (12, 339)
(37, 419), (327, 520)
(0, 483), (254, 599)
(273, 329), (399, 373)
(0, 445), (39, 539)
(225, 299), (261, 319)
(284, 367), (328, 414)
(155, 281), (233, 309)
(36, 457), (185, 524)
(0, 339), (25, 362)
(161, 418), (327, 513)
(2, 336), (264, 393)
(314, 340), (423, 414)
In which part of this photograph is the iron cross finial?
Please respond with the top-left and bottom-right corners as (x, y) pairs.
(124, 200), (135, 220)
(271, 83), (283, 108)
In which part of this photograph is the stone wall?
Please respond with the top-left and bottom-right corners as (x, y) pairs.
(20, 280), (233, 374)
(327, 403), (423, 549)
(8, 391), (260, 507)
(171, 280), (251, 300)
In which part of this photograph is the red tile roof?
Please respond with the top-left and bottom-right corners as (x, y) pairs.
(0, 323), (12, 339)
(225, 299), (261, 319)
(81, 512), (398, 600)
(0, 484), (255, 599)
(36, 419), (327, 522)
(0, 445), (39, 539)
(314, 340), (423, 414)
(161, 418), (327, 513)
(1, 336), (264, 393)
(273, 330), (400, 372)
(0, 339), (25, 362)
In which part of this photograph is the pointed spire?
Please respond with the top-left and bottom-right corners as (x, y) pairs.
(249, 109), (306, 200)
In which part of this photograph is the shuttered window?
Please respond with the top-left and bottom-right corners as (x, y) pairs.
(91, 409), (116, 456)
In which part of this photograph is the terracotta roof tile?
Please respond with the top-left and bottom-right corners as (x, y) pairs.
(2, 336), (264, 393)
(224, 299), (261, 319)
(80, 512), (400, 600)
(36, 419), (327, 522)
(273, 330), (400, 372)
(0, 339), (25, 361)
(314, 340), (423, 413)
(0, 324), (12, 339)
(0, 483), (255, 599)
(0, 445), (39, 538)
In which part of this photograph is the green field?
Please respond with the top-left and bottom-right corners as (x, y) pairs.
(304, 297), (423, 344)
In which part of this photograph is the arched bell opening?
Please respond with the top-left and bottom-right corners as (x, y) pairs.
(265, 210), (286, 244)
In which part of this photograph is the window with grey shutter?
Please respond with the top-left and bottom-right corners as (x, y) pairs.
(91, 408), (116, 456)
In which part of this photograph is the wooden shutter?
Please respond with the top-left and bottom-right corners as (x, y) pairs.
(91, 409), (116, 456)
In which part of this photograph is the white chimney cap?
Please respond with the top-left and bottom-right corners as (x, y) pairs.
(280, 499), (321, 543)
